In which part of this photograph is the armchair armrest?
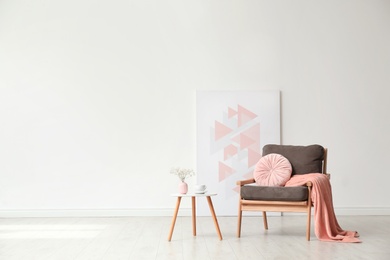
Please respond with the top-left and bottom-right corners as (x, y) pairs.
(236, 178), (255, 186)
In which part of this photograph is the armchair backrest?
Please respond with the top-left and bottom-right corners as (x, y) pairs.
(262, 144), (326, 175)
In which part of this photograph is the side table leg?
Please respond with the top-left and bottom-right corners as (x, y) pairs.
(192, 196), (196, 236)
(168, 197), (182, 241)
(206, 196), (223, 240)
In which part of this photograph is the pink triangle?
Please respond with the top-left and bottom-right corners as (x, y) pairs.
(228, 107), (237, 118)
(239, 133), (256, 150)
(219, 161), (234, 181)
(248, 149), (262, 168)
(242, 123), (260, 140)
(238, 105), (257, 127)
(224, 144), (238, 160)
(231, 134), (240, 145)
(215, 121), (233, 141)
(242, 123), (260, 152)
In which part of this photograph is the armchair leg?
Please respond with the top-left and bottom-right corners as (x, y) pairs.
(237, 203), (242, 237)
(262, 211), (268, 230)
(306, 207), (312, 241)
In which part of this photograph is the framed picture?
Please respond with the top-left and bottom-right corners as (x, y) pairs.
(196, 90), (280, 216)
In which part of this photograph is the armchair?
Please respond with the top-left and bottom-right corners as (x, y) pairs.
(237, 144), (328, 241)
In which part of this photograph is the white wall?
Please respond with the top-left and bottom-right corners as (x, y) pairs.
(0, 0), (389, 217)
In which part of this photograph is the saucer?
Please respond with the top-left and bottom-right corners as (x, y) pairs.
(194, 190), (207, 194)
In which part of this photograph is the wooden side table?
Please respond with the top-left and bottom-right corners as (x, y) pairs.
(167, 192), (223, 241)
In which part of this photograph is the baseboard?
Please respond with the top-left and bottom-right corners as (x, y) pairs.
(0, 207), (389, 218)
(282, 207), (390, 216)
(0, 208), (191, 218)
(334, 207), (390, 216)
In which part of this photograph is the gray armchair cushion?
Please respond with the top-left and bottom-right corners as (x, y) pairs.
(241, 185), (308, 201)
(263, 144), (324, 175)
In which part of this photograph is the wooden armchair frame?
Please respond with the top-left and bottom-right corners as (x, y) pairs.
(237, 148), (328, 241)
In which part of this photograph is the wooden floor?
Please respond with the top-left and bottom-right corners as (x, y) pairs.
(0, 215), (389, 259)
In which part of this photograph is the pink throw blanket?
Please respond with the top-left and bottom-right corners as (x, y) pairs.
(285, 173), (361, 243)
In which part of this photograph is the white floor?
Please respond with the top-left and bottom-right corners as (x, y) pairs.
(0, 215), (389, 260)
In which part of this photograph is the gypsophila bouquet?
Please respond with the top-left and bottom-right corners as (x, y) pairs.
(170, 167), (195, 182)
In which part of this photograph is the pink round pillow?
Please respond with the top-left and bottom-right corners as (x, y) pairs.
(254, 153), (292, 186)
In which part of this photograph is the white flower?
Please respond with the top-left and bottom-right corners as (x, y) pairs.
(170, 167), (195, 182)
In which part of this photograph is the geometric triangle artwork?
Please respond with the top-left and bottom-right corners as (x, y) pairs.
(224, 144), (238, 160)
(215, 120), (233, 141)
(242, 123), (260, 142)
(219, 161), (235, 182)
(228, 107), (237, 118)
(247, 148), (262, 168)
(239, 133), (256, 150)
(237, 104), (257, 127)
(197, 90), (280, 216)
(231, 134), (241, 145)
(241, 123), (260, 152)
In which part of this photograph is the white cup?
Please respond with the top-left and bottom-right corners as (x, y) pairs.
(194, 184), (207, 192)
